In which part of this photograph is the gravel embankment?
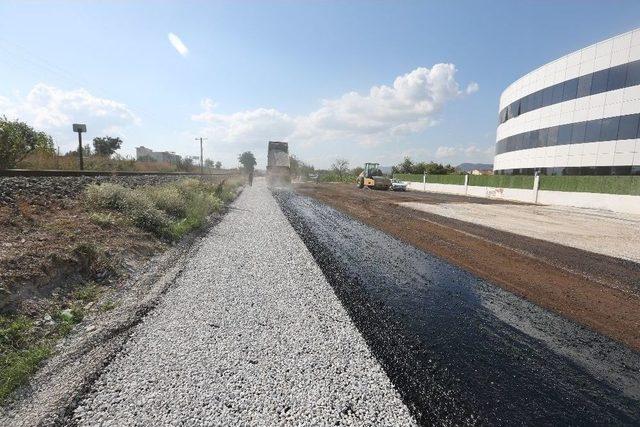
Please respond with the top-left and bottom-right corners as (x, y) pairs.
(73, 179), (415, 425)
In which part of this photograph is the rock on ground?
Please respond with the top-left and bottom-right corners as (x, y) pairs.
(73, 179), (415, 426)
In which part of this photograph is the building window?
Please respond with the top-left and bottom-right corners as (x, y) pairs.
(589, 69), (609, 95)
(600, 116), (620, 141)
(585, 119), (602, 142)
(571, 121), (587, 143)
(627, 61), (640, 87)
(542, 86), (554, 107)
(547, 126), (559, 146)
(617, 114), (640, 139)
(607, 64), (628, 91)
(562, 79), (578, 102)
(552, 83), (564, 104)
(538, 127), (549, 147)
(576, 73), (593, 98)
(557, 124), (573, 144)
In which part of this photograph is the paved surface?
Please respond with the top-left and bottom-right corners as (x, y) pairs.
(276, 190), (640, 425)
(73, 180), (415, 426)
(400, 201), (640, 263)
(295, 183), (640, 352)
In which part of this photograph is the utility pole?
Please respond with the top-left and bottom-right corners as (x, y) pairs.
(195, 137), (207, 174)
(73, 124), (87, 170)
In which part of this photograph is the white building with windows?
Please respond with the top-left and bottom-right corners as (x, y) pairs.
(494, 28), (640, 175)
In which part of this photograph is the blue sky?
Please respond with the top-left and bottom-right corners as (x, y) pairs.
(1, 1), (639, 169)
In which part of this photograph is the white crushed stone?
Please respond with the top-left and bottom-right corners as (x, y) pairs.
(399, 201), (640, 263)
(73, 179), (415, 426)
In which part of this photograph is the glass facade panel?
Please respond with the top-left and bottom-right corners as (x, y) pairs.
(557, 124), (573, 144)
(617, 114), (640, 139)
(538, 127), (549, 147)
(547, 126), (559, 146)
(585, 119), (602, 142)
(627, 61), (640, 86)
(590, 69), (609, 94)
(571, 121), (586, 143)
(542, 86), (554, 107)
(562, 79), (578, 101)
(576, 73), (592, 98)
(607, 64), (628, 91)
(600, 116), (620, 140)
(551, 83), (564, 104)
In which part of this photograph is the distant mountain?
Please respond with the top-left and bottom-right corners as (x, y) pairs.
(455, 163), (493, 172)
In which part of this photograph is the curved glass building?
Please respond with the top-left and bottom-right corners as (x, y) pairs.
(494, 29), (640, 175)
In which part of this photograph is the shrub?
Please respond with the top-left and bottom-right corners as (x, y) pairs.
(146, 185), (188, 218)
(85, 183), (172, 238)
(89, 212), (119, 228)
(85, 179), (235, 241)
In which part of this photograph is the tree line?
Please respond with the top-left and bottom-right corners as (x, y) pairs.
(392, 157), (456, 175)
(0, 117), (223, 171)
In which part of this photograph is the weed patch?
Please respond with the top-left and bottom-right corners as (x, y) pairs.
(0, 345), (51, 402)
(85, 179), (238, 241)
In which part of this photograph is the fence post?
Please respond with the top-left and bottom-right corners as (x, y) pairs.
(533, 173), (540, 204)
(464, 174), (469, 196)
(423, 172), (426, 191)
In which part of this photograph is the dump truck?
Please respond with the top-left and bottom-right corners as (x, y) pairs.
(267, 141), (291, 186)
(356, 162), (391, 190)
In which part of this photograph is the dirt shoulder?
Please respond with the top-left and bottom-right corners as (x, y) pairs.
(295, 183), (640, 352)
(0, 177), (242, 423)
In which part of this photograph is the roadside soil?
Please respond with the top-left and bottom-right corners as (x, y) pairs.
(295, 183), (640, 352)
(0, 197), (164, 314)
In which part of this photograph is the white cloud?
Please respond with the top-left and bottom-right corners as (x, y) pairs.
(192, 64), (477, 149)
(435, 144), (493, 161)
(1, 83), (139, 150)
(168, 32), (189, 57)
(192, 108), (296, 144)
(465, 82), (480, 94)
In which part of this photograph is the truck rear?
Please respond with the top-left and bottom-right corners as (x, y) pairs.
(267, 141), (291, 186)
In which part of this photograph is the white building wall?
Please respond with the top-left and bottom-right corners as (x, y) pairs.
(495, 28), (640, 174)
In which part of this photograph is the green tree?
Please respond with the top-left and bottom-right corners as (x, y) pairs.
(238, 151), (257, 172)
(93, 136), (122, 156)
(214, 161), (222, 169)
(392, 157), (456, 175)
(400, 156), (414, 174)
(204, 159), (214, 168)
(0, 117), (54, 169)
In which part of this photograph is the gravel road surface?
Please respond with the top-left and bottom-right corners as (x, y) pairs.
(73, 179), (415, 426)
(275, 189), (640, 425)
(399, 201), (640, 262)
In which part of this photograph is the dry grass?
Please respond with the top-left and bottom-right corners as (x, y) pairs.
(16, 152), (178, 172)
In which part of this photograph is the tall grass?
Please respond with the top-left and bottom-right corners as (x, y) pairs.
(85, 178), (238, 240)
(16, 152), (179, 172)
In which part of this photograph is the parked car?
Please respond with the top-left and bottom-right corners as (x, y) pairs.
(390, 178), (408, 191)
